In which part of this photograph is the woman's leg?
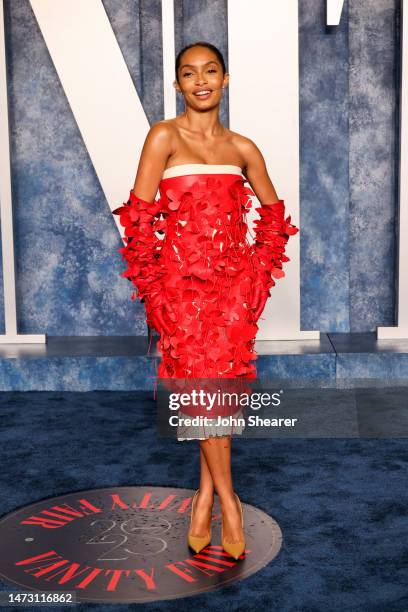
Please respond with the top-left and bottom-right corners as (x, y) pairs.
(189, 444), (215, 537)
(198, 436), (244, 544)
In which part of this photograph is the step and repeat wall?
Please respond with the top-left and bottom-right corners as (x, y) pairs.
(0, 0), (404, 340)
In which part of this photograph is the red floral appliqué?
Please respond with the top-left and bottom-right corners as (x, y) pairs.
(113, 175), (299, 383)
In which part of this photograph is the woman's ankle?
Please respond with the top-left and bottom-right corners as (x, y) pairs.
(218, 490), (238, 509)
(197, 488), (214, 503)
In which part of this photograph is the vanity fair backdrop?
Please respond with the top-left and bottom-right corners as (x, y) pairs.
(0, 4), (406, 608)
(0, 0), (400, 338)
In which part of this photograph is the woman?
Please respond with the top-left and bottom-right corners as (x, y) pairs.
(113, 41), (298, 560)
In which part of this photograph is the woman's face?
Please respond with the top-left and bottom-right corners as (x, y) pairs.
(175, 46), (228, 111)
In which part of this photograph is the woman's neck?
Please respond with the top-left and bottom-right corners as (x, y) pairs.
(177, 108), (225, 137)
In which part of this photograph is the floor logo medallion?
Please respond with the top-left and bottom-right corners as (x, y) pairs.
(0, 486), (282, 603)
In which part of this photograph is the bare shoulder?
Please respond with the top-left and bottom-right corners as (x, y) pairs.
(228, 128), (261, 153)
(139, 120), (178, 162)
(227, 129), (263, 166)
(145, 119), (177, 143)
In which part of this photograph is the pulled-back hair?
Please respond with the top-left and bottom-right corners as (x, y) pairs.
(175, 41), (226, 82)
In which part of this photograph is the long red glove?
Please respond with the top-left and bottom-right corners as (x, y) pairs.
(250, 199), (299, 317)
(112, 191), (174, 333)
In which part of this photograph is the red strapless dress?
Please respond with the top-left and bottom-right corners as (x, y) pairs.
(113, 164), (299, 381)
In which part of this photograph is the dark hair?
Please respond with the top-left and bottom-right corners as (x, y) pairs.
(175, 41), (226, 82)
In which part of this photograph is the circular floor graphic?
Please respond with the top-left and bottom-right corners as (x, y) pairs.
(0, 486), (282, 603)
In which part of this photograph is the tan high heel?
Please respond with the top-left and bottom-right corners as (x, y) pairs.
(221, 492), (245, 560)
(187, 489), (212, 553)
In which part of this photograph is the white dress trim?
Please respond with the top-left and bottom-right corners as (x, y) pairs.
(162, 163), (243, 179)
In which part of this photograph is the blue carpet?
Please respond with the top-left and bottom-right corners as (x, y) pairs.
(0, 391), (407, 611)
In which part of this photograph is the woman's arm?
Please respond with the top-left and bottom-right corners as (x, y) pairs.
(238, 136), (299, 317)
(112, 122), (176, 334)
(132, 122), (174, 201)
(240, 138), (280, 204)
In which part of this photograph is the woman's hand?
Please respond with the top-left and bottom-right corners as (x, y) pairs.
(250, 284), (269, 321)
(147, 295), (177, 335)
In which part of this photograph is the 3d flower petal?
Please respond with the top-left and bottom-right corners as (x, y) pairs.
(113, 178), (298, 385)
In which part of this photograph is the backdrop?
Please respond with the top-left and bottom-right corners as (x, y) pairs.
(0, 0), (400, 336)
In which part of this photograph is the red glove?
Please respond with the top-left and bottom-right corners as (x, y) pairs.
(250, 198), (299, 297)
(113, 191), (169, 329)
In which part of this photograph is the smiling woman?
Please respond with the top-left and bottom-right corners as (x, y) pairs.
(174, 41), (228, 113)
(113, 40), (298, 562)
(193, 89), (212, 98)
